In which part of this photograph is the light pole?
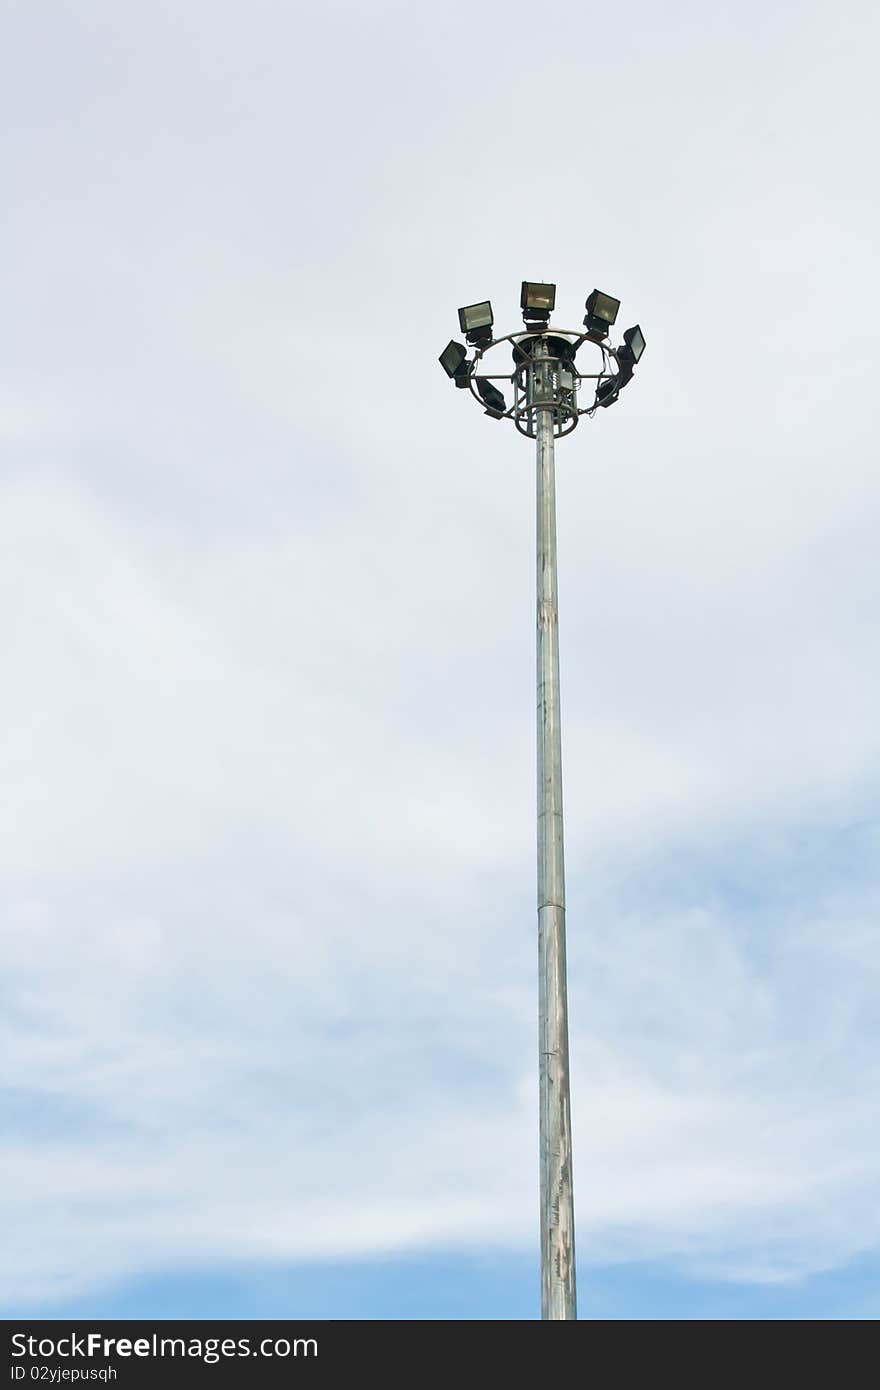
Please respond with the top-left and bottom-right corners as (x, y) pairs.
(439, 282), (646, 1320)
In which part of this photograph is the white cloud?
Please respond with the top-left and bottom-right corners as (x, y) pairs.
(1, 0), (879, 1311)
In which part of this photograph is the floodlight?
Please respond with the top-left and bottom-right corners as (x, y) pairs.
(583, 288), (620, 338)
(458, 300), (494, 345)
(476, 379), (507, 418)
(617, 324), (646, 364)
(596, 376), (620, 408)
(520, 281), (556, 323)
(439, 340), (468, 378)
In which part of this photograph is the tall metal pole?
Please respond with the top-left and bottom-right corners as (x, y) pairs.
(534, 339), (577, 1319)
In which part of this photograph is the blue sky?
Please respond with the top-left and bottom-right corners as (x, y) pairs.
(2, 0), (879, 1320)
(5, 1254), (880, 1321)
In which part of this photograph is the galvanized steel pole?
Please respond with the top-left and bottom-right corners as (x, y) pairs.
(534, 339), (577, 1319)
(443, 285), (645, 1320)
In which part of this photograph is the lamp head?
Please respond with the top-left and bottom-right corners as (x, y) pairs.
(520, 280), (556, 325)
(583, 288), (620, 338)
(617, 324), (646, 364)
(596, 376), (620, 408)
(439, 339), (467, 377)
(476, 378), (507, 419)
(458, 300), (494, 346)
(439, 339), (472, 387)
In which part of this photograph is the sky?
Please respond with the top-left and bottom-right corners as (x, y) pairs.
(1, 0), (879, 1321)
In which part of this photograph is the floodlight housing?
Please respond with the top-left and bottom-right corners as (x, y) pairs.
(583, 288), (620, 338)
(476, 378), (507, 419)
(617, 324), (646, 364)
(521, 281), (556, 323)
(439, 339), (468, 378)
(596, 377), (620, 408)
(458, 300), (494, 346)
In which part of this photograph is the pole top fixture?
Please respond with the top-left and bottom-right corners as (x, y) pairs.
(440, 281), (646, 439)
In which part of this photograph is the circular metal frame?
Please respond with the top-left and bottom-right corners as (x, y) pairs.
(466, 328), (621, 439)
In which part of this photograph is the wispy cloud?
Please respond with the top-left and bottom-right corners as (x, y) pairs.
(1, 0), (878, 1313)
